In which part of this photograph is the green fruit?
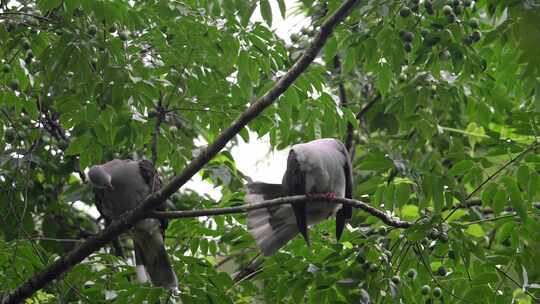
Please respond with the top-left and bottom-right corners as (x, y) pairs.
(400, 7), (411, 18)
(421, 285), (431, 295)
(404, 42), (412, 53)
(290, 33), (300, 42)
(22, 38), (31, 50)
(6, 21), (15, 32)
(119, 30), (129, 41)
(58, 140), (69, 150)
(21, 115), (31, 124)
(433, 287), (442, 298)
(407, 269), (417, 279)
(454, 5), (462, 15)
(447, 13), (456, 23)
(27, 18), (39, 27)
(2, 63), (11, 73)
(469, 18), (480, 29)
(369, 263), (379, 272)
(471, 30), (481, 42)
(442, 5), (453, 15)
(8, 79), (19, 90)
(391, 275), (401, 285)
(437, 266), (447, 276)
(5, 128), (15, 142)
(108, 24), (117, 33)
(66, 71), (74, 78)
(403, 31), (415, 42)
(420, 28), (429, 38)
(87, 24), (98, 36)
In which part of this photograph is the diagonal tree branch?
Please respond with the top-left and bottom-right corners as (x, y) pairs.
(150, 195), (412, 228)
(1, 1), (360, 302)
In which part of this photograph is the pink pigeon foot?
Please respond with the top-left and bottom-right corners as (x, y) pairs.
(305, 192), (336, 199)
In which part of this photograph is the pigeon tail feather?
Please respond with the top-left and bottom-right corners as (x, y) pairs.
(132, 220), (178, 289)
(246, 182), (298, 256)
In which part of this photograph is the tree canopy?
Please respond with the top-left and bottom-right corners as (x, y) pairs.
(1, 0), (540, 303)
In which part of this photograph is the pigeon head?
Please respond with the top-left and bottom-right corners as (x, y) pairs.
(88, 166), (113, 190)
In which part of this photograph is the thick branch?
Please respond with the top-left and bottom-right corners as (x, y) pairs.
(1, 1), (359, 303)
(150, 195), (412, 228)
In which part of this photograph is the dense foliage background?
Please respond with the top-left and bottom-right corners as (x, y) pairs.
(1, 0), (540, 303)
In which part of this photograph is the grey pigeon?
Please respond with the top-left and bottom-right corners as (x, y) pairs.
(246, 138), (353, 256)
(88, 159), (178, 289)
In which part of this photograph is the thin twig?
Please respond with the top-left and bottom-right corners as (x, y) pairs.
(355, 93), (381, 120)
(414, 244), (471, 303)
(151, 92), (165, 165)
(443, 142), (538, 223)
(493, 265), (539, 302)
(0, 12), (54, 23)
(1, 2), (360, 302)
(150, 195), (412, 228)
(333, 55), (354, 153)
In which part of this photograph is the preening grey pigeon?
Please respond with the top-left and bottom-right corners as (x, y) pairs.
(246, 138), (353, 256)
(88, 159), (178, 289)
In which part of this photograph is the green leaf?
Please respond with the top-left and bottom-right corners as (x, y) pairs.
(384, 183), (395, 211)
(375, 63), (392, 95)
(276, 0), (286, 19)
(259, 0), (272, 26)
(516, 165), (529, 190)
(502, 176), (527, 221)
(432, 177), (444, 215)
(481, 183), (498, 206)
(492, 188), (508, 214)
(527, 172), (540, 201)
(448, 160), (474, 176)
(465, 224), (485, 238)
(401, 205), (419, 220)
(395, 182), (410, 207)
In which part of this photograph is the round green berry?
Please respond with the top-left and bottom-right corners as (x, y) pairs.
(8, 79), (19, 91)
(443, 5), (453, 16)
(400, 7), (411, 18)
(119, 30), (129, 41)
(469, 18), (480, 28)
(407, 269), (417, 279)
(438, 266), (447, 276)
(87, 24), (98, 36)
(2, 63), (11, 73)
